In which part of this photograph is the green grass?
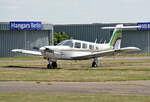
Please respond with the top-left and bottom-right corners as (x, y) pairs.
(120, 83), (145, 86)
(0, 56), (150, 82)
(0, 93), (150, 102)
(0, 56), (150, 102)
(1, 66), (150, 82)
(118, 53), (150, 57)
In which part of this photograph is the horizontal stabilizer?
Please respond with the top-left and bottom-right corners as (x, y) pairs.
(116, 47), (141, 53)
(102, 26), (141, 29)
(12, 49), (42, 56)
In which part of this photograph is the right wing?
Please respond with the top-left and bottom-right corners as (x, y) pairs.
(12, 49), (42, 56)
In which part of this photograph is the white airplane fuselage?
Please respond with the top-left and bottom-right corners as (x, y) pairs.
(40, 40), (111, 61)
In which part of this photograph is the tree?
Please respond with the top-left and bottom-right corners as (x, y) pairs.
(54, 32), (73, 45)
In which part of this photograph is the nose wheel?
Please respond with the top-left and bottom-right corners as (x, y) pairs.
(47, 58), (57, 69)
(47, 62), (57, 69)
(47, 63), (52, 69)
(92, 58), (99, 67)
(52, 62), (57, 68)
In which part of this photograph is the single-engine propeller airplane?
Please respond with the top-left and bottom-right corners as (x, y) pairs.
(12, 24), (141, 69)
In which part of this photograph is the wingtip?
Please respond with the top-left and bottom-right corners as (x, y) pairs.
(11, 49), (22, 53)
(130, 47), (141, 52)
(135, 47), (141, 51)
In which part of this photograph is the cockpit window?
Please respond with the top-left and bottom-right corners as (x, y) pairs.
(75, 42), (81, 48)
(57, 41), (65, 46)
(57, 40), (73, 48)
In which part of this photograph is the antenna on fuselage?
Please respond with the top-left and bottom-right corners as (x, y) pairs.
(94, 38), (97, 43)
(94, 38), (97, 49)
(104, 40), (106, 44)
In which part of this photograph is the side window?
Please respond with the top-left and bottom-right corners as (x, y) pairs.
(82, 43), (87, 49)
(89, 45), (94, 50)
(75, 42), (81, 48)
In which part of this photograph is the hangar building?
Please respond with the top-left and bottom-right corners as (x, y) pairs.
(54, 23), (150, 54)
(0, 22), (53, 57)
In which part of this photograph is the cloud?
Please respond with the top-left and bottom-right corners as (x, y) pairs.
(0, 0), (150, 23)
(0, 0), (20, 9)
(120, 0), (147, 5)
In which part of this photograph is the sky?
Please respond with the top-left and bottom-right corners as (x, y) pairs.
(0, 0), (150, 24)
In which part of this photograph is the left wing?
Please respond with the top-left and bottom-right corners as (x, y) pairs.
(12, 49), (42, 56)
(72, 47), (141, 60)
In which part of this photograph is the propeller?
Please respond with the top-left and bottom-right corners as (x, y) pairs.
(45, 48), (54, 53)
(33, 46), (54, 53)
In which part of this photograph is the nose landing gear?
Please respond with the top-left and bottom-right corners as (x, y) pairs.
(47, 58), (57, 69)
(47, 62), (57, 69)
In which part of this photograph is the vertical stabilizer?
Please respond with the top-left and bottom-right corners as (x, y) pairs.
(109, 24), (123, 49)
(101, 24), (141, 50)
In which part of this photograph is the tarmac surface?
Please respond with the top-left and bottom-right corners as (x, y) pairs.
(0, 80), (150, 95)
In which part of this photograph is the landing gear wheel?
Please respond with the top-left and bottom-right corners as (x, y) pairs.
(52, 62), (57, 69)
(47, 64), (52, 69)
(92, 62), (98, 67)
(92, 58), (99, 67)
(47, 62), (57, 69)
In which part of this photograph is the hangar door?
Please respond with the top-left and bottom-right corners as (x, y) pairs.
(0, 30), (49, 57)
(122, 30), (150, 54)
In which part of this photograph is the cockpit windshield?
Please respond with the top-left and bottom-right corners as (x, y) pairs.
(57, 40), (73, 48)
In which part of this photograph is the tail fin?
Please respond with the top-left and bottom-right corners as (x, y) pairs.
(109, 24), (123, 49)
(102, 24), (141, 50)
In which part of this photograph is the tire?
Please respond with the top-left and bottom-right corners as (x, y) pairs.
(52, 62), (57, 69)
(47, 64), (52, 69)
(92, 62), (98, 67)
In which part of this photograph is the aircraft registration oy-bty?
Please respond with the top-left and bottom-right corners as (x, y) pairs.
(12, 24), (141, 69)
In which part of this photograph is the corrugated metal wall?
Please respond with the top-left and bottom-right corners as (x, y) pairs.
(54, 24), (112, 43)
(0, 22), (53, 57)
(122, 30), (150, 53)
(0, 30), (49, 57)
(0, 30), (25, 57)
(54, 23), (150, 54)
(25, 31), (49, 50)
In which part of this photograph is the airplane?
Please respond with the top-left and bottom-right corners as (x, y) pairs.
(12, 24), (141, 69)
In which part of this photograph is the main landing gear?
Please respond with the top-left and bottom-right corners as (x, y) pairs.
(92, 58), (99, 67)
(46, 58), (99, 68)
(47, 58), (57, 69)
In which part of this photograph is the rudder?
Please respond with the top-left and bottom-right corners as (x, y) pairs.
(109, 24), (123, 49)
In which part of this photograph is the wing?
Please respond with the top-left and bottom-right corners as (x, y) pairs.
(72, 47), (141, 60)
(12, 49), (42, 56)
